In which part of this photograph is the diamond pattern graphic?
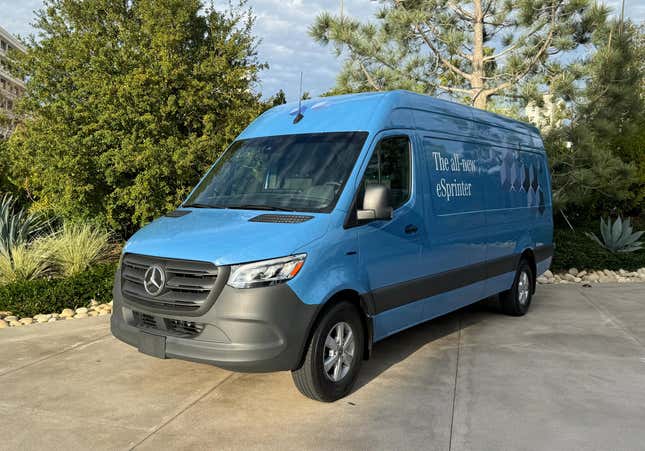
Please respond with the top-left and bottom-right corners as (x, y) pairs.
(531, 164), (539, 191)
(497, 152), (546, 216)
(511, 160), (521, 192)
(522, 165), (530, 192)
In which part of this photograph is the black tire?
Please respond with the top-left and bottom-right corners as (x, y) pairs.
(500, 259), (534, 316)
(291, 302), (364, 402)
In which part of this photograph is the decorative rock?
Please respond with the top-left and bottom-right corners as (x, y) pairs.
(577, 270), (587, 278)
(4, 315), (17, 322)
(543, 270), (553, 278)
(48, 318), (58, 323)
(19, 318), (34, 325)
(90, 300), (99, 307)
(9, 320), (22, 327)
(75, 307), (88, 315)
(564, 274), (578, 282)
(98, 311), (109, 316)
(586, 273), (600, 283)
(50, 313), (59, 319)
(0, 319), (8, 328)
(65, 316), (75, 320)
(60, 309), (74, 318)
(0, 311), (12, 319)
(74, 312), (88, 319)
(88, 311), (99, 317)
(568, 268), (579, 276)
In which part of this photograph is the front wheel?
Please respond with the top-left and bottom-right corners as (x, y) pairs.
(500, 259), (534, 316)
(291, 302), (364, 402)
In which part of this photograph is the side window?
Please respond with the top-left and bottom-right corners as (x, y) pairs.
(362, 136), (411, 209)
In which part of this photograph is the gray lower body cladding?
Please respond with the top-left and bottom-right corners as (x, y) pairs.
(111, 268), (318, 372)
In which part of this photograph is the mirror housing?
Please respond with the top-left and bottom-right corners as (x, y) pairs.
(356, 184), (393, 222)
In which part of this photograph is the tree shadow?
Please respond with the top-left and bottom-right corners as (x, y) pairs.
(353, 296), (501, 391)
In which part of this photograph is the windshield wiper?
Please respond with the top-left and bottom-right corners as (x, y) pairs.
(227, 204), (293, 212)
(182, 203), (225, 209)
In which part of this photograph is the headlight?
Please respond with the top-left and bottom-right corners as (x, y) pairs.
(227, 254), (307, 289)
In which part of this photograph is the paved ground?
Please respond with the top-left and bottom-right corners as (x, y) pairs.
(1, 283), (644, 451)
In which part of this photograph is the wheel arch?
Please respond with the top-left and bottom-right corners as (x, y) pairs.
(519, 248), (537, 293)
(295, 289), (374, 370)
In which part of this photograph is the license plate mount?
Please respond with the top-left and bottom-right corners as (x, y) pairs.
(138, 331), (166, 359)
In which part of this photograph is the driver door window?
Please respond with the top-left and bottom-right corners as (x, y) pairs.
(361, 136), (411, 210)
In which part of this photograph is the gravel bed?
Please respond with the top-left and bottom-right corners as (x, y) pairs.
(538, 267), (645, 285)
(0, 300), (112, 328)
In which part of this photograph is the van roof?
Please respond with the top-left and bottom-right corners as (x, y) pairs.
(238, 90), (544, 151)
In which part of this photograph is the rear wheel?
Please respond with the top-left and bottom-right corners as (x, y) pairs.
(500, 259), (534, 316)
(291, 302), (364, 402)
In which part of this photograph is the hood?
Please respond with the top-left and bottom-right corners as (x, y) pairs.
(124, 209), (331, 265)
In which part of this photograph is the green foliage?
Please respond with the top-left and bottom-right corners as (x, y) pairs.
(39, 223), (111, 276)
(0, 241), (54, 285)
(552, 225), (645, 272)
(0, 194), (50, 258)
(0, 263), (116, 318)
(268, 89), (287, 107)
(6, 0), (265, 236)
(584, 216), (644, 253)
(310, 0), (606, 109)
(545, 21), (644, 217)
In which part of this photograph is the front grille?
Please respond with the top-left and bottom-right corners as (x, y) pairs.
(121, 253), (225, 315)
(138, 312), (158, 329)
(132, 311), (204, 338)
(164, 318), (205, 336)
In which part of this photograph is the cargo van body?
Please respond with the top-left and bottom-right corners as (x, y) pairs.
(112, 90), (553, 401)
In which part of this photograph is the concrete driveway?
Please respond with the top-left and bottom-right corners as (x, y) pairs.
(1, 283), (644, 451)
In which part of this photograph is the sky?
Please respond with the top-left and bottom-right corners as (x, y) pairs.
(1, 0), (643, 101)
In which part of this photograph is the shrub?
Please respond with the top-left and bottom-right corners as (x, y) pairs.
(0, 241), (54, 285)
(552, 225), (645, 272)
(0, 263), (116, 318)
(41, 223), (111, 276)
(0, 194), (50, 258)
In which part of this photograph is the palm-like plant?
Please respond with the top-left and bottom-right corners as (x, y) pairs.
(0, 194), (50, 258)
(585, 216), (644, 253)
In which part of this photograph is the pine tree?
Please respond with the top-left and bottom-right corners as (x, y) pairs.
(546, 20), (644, 216)
(311, 0), (607, 110)
(7, 0), (265, 236)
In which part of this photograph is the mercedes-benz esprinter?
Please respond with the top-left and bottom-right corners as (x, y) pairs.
(111, 90), (554, 401)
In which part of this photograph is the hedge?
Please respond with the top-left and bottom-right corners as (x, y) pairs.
(552, 227), (645, 272)
(0, 263), (117, 318)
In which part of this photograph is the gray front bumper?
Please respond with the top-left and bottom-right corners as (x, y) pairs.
(110, 269), (318, 372)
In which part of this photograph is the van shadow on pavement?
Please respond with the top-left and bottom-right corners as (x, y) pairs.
(353, 296), (501, 392)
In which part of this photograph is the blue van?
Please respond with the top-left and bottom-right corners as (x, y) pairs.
(111, 90), (553, 401)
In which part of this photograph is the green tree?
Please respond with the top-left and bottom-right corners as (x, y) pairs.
(311, 0), (606, 109)
(546, 20), (644, 216)
(7, 0), (265, 236)
(268, 89), (287, 106)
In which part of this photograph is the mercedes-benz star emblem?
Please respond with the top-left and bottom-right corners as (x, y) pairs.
(143, 265), (166, 296)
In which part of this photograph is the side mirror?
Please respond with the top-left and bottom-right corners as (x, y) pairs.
(356, 184), (393, 222)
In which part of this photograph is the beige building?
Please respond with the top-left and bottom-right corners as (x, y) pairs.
(0, 25), (26, 137)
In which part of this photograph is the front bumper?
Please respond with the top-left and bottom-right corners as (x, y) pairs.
(110, 268), (318, 372)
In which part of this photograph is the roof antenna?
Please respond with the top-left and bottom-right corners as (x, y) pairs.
(293, 72), (304, 124)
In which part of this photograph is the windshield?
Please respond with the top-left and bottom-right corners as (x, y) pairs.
(184, 132), (368, 213)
